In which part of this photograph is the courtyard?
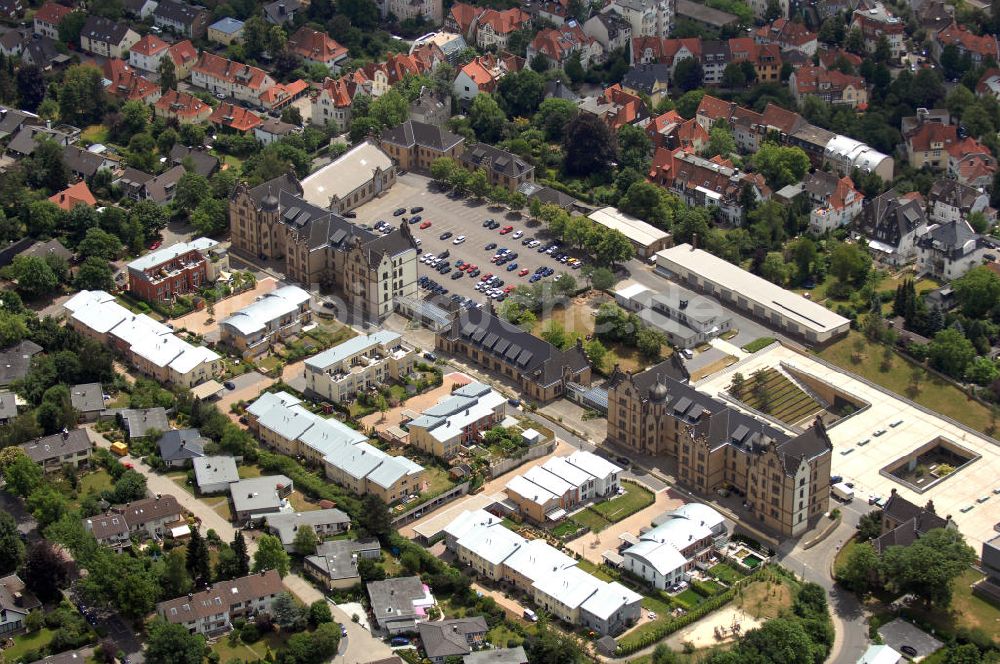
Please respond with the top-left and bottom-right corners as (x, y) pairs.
(696, 343), (1000, 550)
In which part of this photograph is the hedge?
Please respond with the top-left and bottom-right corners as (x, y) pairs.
(615, 569), (767, 656)
(742, 337), (777, 353)
(690, 578), (723, 598)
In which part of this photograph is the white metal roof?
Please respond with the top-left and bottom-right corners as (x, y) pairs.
(541, 457), (592, 489)
(614, 281), (651, 301)
(329, 441), (385, 480)
(580, 581), (642, 620)
(532, 566), (601, 610)
(246, 391), (302, 418)
(258, 403), (318, 442)
(443, 509), (503, 542)
(170, 344), (220, 374)
(304, 331), (402, 370)
(127, 237), (218, 272)
(565, 450), (621, 481)
(587, 206), (670, 248)
(505, 474), (558, 506)
(640, 517), (713, 551)
(110, 313), (173, 347)
(300, 141), (393, 209)
(502, 538), (575, 583)
(657, 244), (850, 334)
(130, 333), (188, 368)
(456, 522), (525, 566)
(622, 539), (687, 575)
(668, 502), (725, 531)
(222, 286), (310, 336)
(66, 290), (132, 334)
(522, 466), (574, 497)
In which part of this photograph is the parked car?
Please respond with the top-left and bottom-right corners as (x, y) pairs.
(485, 242), (497, 251)
(393, 208), (406, 216)
(440, 231), (453, 240)
(410, 206), (423, 214)
(224, 381), (236, 390)
(453, 235), (466, 244)
(390, 637), (411, 646)
(419, 221), (432, 229)
(518, 268), (529, 276)
(499, 225), (514, 234)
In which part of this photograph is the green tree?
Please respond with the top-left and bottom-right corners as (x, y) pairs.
(126, 133), (157, 172)
(144, 618), (205, 664)
(469, 94), (507, 143)
(619, 181), (672, 227)
(880, 528), (977, 606)
(953, 265), (1000, 318)
(590, 267), (616, 291)
(534, 98), (578, 141)
(430, 156), (458, 184)
(271, 591), (307, 630)
(293, 525), (319, 556)
(585, 339), (609, 373)
(74, 257), (114, 291)
(174, 172), (211, 214)
(231, 531), (251, 577)
(0, 512), (24, 575)
(59, 65), (106, 126)
(927, 328), (977, 378)
(721, 62), (747, 88)
(856, 510), (883, 542)
(751, 142), (810, 189)
(253, 534), (290, 577)
(829, 241), (871, 286)
(636, 327), (667, 360)
(186, 527), (212, 586)
(541, 322), (567, 349)
(4, 454), (43, 498)
(741, 618), (819, 664)
(618, 124), (653, 172)
(158, 55), (176, 92)
(789, 237), (818, 281)
(78, 227), (123, 260)
(761, 252), (788, 285)
(309, 600), (333, 627)
(21, 541), (68, 602)
(24, 139), (69, 192)
(673, 58), (703, 92)
(704, 124), (736, 158)
(27, 484), (69, 527)
(497, 69), (545, 118)
(160, 548), (194, 598)
(563, 113), (618, 176)
(966, 356), (999, 386)
(593, 230), (634, 267)
(358, 494), (392, 543)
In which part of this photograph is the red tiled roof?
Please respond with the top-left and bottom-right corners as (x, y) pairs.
(154, 89), (210, 120)
(168, 39), (199, 68)
(760, 102), (803, 133)
(793, 65), (866, 96)
(49, 181), (96, 211)
(411, 42), (444, 70)
(259, 79), (308, 108)
(936, 22), (999, 58)
(976, 67), (1000, 96)
(676, 118), (709, 147)
(755, 18), (817, 48)
(907, 122), (957, 152)
(632, 36), (702, 65)
(34, 2), (72, 25)
(102, 59), (160, 101)
(530, 24), (594, 63)
(947, 136), (992, 159)
(193, 52), (272, 90)
(131, 33), (169, 57)
(478, 7), (530, 34)
(209, 102), (262, 132)
(459, 55), (502, 91)
(696, 94), (733, 123)
(448, 1), (481, 35)
(817, 47), (863, 70)
(288, 27), (347, 64)
(318, 76), (353, 108)
(829, 176), (862, 210)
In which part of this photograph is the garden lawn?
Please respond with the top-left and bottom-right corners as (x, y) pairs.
(415, 464), (455, 498)
(572, 509), (612, 533)
(618, 596), (675, 648)
(81, 124), (109, 144)
(166, 470), (196, 496)
(709, 563), (743, 585)
(674, 588), (705, 609)
(551, 519), (585, 539)
(576, 558), (616, 582)
(903, 568), (1000, 645)
(590, 481), (654, 523)
(486, 624), (522, 649)
(742, 337), (777, 353)
(211, 631), (288, 661)
(4, 629), (56, 662)
(817, 332), (995, 435)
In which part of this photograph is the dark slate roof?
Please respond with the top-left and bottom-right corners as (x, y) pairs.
(20, 429), (92, 463)
(380, 119), (464, 152)
(0, 340), (42, 385)
(0, 390), (16, 420)
(916, 219), (988, 258)
(276, 189), (376, 251)
(418, 617), (488, 658)
(153, 0), (205, 26)
(263, 0), (301, 23)
(19, 238), (72, 263)
(80, 16), (133, 45)
(70, 382), (104, 413)
(144, 165), (186, 203)
(63, 145), (106, 178)
(859, 190), (927, 250)
(543, 79), (578, 101)
(518, 182), (576, 209)
(459, 142), (533, 179)
(802, 170), (841, 200)
(22, 36), (65, 69)
(442, 308), (590, 388)
(606, 356), (689, 392)
(0, 107), (33, 140)
(0, 574), (40, 614)
(170, 145), (219, 178)
(622, 64), (672, 95)
(362, 222), (417, 264)
(117, 407), (170, 438)
(873, 494), (950, 555)
(157, 428), (207, 462)
(246, 172), (302, 206)
(927, 179), (983, 213)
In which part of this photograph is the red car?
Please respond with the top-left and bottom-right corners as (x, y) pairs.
(518, 268), (529, 276)
(499, 226), (514, 234)
(504, 285), (515, 293)
(480, 273), (493, 281)
(466, 264), (477, 271)
(149, 240), (162, 250)
(419, 221), (432, 229)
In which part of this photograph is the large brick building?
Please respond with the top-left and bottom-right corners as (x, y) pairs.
(606, 359), (833, 537)
(229, 173), (417, 320)
(125, 238), (221, 302)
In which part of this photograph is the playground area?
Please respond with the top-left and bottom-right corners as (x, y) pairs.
(664, 605), (762, 649)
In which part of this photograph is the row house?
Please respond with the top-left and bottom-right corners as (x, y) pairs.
(157, 571), (284, 636)
(80, 16), (140, 59)
(407, 382), (506, 458)
(167, 40), (200, 79)
(258, 79), (309, 112)
(578, 83), (648, 131)
(154, 89), (213, 124)
(303, 330), (417, 404)
(287, 27), (349, 72)
(453, 52), (522, 102)
(220, 285), (312, 356)
(933, 22), (999, 68)
(789, 66), (868, 109)
(33, 1), (73, 40)
(850, 2), (905, 61)
(583, 11), (632, 53)
(648, 148), (768, 225)
(631, 36), (781, 83)
(84, 495), (185, 551)
(646, 109), (708, 152)
(126, 237), (220, 303)
(102, 59), (161, 105)
(755, 18), (818, 56)
(604, 0), (674, 39)
(527, 23), (604, 71)
(153, 0), (209, 39)
(191, 52), (276, 106)
(802, 171), (864, 234)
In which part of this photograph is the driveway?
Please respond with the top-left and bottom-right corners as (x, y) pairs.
(564, 488), (684, 564)
(218, 371), (274, 415)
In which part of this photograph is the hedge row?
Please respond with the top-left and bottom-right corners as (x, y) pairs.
(615, 569), (767, 656)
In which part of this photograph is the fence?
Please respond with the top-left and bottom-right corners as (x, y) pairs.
(488, 439), (557, 478)
(390, 481), (471, 527)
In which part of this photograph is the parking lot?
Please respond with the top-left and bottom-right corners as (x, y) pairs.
(355, 173), (585, 303)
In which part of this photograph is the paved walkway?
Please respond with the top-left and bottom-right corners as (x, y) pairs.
(709, 337), (748, 360)
(565, 488), (684, 564)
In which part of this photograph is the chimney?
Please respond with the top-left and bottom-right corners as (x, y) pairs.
(278, 2), (285, 13)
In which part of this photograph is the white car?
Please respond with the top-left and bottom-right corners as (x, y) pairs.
(453, 235), (466, 245)
(528, 240), (541, 248)
(512, 230), (523, 239)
